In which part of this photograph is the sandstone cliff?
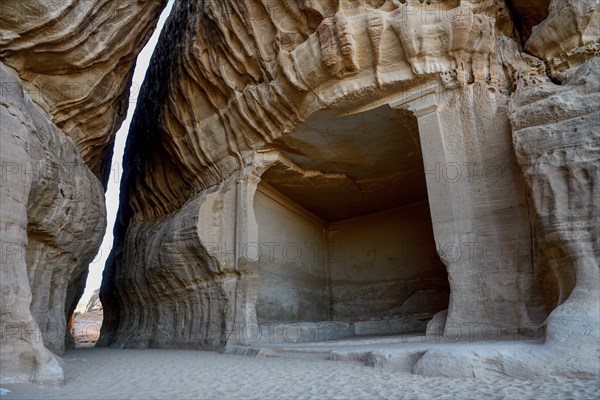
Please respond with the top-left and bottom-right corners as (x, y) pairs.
(99, 0), (598, 378)
(0, 0), (166, 384)
(1, 0), (598, 384)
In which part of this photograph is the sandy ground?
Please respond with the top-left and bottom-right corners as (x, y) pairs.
(3, 347), (599, 400)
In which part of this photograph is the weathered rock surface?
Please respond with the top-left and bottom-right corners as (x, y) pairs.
(98, 0), (598, 379)
(412, 1), (600, 379)
(525, 0), (599, 74)
(511, 57), (599, 377)
(97, 0), (584, 372)
(0, 0), (166, 384)
(0, 0), (166, 184)
(0, 62), (103, 383)
(3, 0), (594, 383)
(85, 289), (102, 313)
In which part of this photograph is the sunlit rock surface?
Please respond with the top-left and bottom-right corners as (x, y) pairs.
(1, 0), (597, 385)
(99, 0), (598, 378)
(0, 0), (166, 384)
(0, 0), (166, 183)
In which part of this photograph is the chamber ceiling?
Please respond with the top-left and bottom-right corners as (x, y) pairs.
(261, 105), (428, 221)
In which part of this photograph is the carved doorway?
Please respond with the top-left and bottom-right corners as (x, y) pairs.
(252, 105), (449, 342)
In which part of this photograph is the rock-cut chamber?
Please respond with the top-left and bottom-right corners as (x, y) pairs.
(253, 105), (450, 341)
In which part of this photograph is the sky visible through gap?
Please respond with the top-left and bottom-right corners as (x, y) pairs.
(79, 1), (175, 306)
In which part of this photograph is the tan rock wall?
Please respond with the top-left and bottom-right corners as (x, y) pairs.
(0, 0), (166, 384)
(99, 174), (258, 349)
(329, 202), (448, 322)
(511, 57), (600, 377)
(97, 0), (598, 379)
(0, 0), (167, 182)
(103, 0), (532, 345)
(1, 63), (104, 383)
(255, 186), (330, 323)
(525, 0), (599, 74)
(420, 84), (534, 337)
(412, 0), (599, 379)
(118, 0), (508, 220)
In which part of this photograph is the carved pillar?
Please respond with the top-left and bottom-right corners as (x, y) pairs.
(225, 152), (282, 344)
(390, 84), (535, 339)
(235, 168), (261, 271)
(390, 89), (457, 247)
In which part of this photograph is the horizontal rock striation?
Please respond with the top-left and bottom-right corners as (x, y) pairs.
(0, 0), (166, 384)
(511, 57), (600, 376)
(412, 0), (600, 379)
(1, 62), (104, 383)
(102, 0), (549, 359)
(102, 0), (599, 379)
(117, 0), (518, 219)
(0, 0), (167, 184)
(413, 56), (600, 379)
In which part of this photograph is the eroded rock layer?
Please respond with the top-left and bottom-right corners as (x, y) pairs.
(101, 0), (598, 381)
(0, 63), (101, 383)
(511, 58), (599, 376)
(0, 0), (166, 184)
(104, 0), (599, 377)
(412, 58), (600, 379)
(0, 0), (166, 384)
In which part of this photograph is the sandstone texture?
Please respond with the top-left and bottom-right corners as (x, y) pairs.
(511, 57), (599, 376)
(99, 0), (598, 379)
(1, 0), (598, 385)
(0, 0), (166, 384)
(85, 289), (102, 313)
(72, 310), (103, 347)
(0, 0), (167, 183)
